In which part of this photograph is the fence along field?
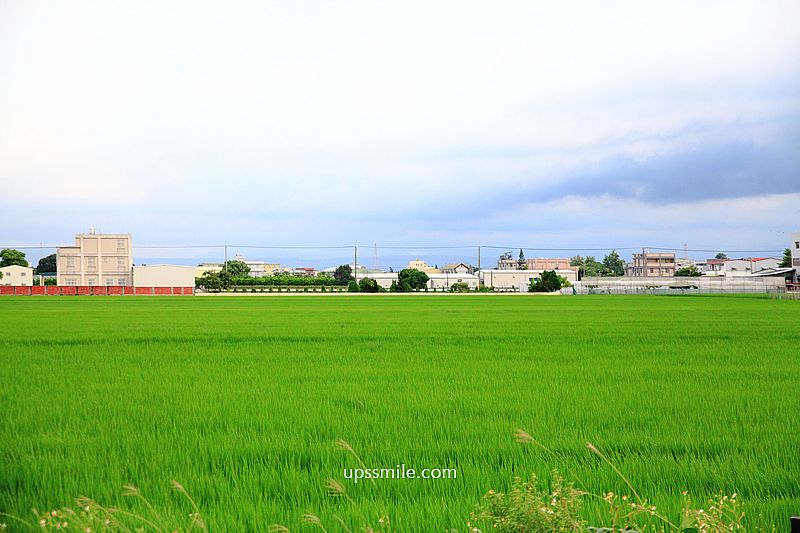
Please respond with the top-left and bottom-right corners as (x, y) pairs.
(0, 296), (798, 530)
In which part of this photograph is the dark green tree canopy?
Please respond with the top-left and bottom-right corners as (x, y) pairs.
(36, 253), (57, 274)
(398, 268), (429, 290)
(358, 277), (380, 293)
(715, 252), (728, 260)
(602, 250), (625, 277)
(779, 248), (792, 268)
(529, 270), (568, 292)
(0, 248), (29, 268)
(334, 264), (354, 284)
(517, 249), (526, 270)
(347, 280), (360, 292)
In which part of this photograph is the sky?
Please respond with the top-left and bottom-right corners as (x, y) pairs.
(1, 1), (798, 267)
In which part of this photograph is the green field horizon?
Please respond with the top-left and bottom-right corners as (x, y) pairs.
(1, 295), (798, 530)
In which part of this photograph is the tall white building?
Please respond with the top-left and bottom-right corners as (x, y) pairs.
(57, 228), (133, 286)
(792, 232), (800, 268)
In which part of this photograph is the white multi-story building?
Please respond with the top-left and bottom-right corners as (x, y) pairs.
(792, 232), (800, 268)
(57, 228), (133, 286)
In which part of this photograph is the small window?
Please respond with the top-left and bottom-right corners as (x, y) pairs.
(795, 241), (799, 249)
(88, 278), (96, 286)
(20, 272), (26, 277)
(105, 278), (114, 285)
(118, 279), (126, 286)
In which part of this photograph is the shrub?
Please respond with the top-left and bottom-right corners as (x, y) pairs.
(450, 282), (470, 292)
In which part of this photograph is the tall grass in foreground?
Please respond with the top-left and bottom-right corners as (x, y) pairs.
(1, 296), (798, 530)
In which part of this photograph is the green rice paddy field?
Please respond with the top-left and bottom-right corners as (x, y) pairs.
(1, 295), (798, 530)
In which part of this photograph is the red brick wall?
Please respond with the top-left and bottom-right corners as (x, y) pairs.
(2, 286), (195, 296)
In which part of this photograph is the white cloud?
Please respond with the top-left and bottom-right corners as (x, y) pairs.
(0, 0), (798, 248)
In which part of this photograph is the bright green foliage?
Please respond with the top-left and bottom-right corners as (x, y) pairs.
(0, 248), (28, 267)
(230, 274), (340, 287)
(675, 266), (701, 277)
(222, 260), (250, 277)
(347, 280), (360, 292)
(0, 296), (798, 531)
(196, 270), (231, 291)
(602, 250), (626, 277)
(449, 282), (470, 292)
(358, 278), (380, 293)
(398, 268), (428, 290)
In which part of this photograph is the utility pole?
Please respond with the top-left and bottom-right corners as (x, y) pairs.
(642, 247), (647, 277)
(224, 245), (228, 272)
(477, 245), (481, 288)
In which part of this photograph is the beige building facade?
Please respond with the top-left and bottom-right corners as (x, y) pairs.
(57, 228), (133, 286)
(0, 265), (34, 286)
(625, 252), (675, 277)
(480, 269), (578, 289)
(133, 265), (195, 287)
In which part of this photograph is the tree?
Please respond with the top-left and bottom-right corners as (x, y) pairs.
(602, 250), (625, 277)
(450, 281), (470, 292)
(779, 248), (792, 268)
(574, 255), (605, 277)
(389, 280), (399, 292)
(398, 268), (429, 290)
(0, 249), (28, 268)
(715, 252), (728, 260)
(197, 270), (231, 292)
(334, 264), (354, 285)
(36, 253), (57, 274)
(223, 260), (250, 277)
(347, 280), (360, 292)
(517, 249), (526, 270)
(529, 270), (566, 292)
(675, 266), (701, 277)
(358, 277), (380, 293)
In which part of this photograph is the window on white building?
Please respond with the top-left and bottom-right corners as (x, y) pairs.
(118, 279), (126, 286)
(105, 278), (114, 285)
(88, 278), (96, 286)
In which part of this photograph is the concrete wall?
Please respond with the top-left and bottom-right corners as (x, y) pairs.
(134, 265), (196, 287)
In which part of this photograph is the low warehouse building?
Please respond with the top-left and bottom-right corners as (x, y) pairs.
(479, 269), (578, 290)
(427, 273), (479, 290)
(133, 265), (195, 287)
(0, 265), (34, 286)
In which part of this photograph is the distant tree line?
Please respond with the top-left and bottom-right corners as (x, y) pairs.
(569, 250), (625, 278)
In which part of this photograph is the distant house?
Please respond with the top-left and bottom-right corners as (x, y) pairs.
(406, 259), (441, 274)
(442, 263), (472, 275)
(0, 265), (34, 286)
(625, 252), (676, 277)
